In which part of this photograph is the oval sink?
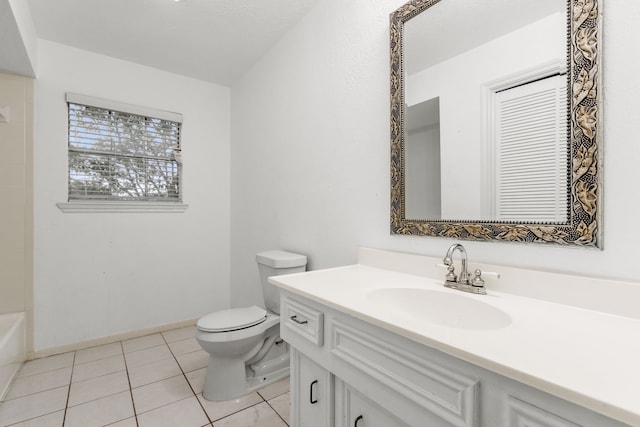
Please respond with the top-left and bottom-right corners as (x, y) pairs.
(366, 288), (512, 330)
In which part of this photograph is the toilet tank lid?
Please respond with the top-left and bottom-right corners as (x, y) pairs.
(256, 250), (307, 268)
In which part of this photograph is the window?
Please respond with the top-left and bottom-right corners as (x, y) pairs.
(65, 93), (183, 204)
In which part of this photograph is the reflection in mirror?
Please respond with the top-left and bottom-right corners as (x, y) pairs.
(404, 0), (567, 221)
(405, 97), (441, 219)
(390, 0), (602, 246)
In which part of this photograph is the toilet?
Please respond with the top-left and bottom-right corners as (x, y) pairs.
(195, 250), (307, 401)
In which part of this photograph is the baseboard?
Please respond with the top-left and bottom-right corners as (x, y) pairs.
(27, 318), (198, 361)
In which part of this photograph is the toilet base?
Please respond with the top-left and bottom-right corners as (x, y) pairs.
(203, 356), (247, 401)
(246, 349), (290, 391)
(202, 344), (290, 401)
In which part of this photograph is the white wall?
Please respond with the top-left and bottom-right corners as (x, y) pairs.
(33, 40), (231, 351)
(230, 0), (640, 309)
(0, 72), (33, 318)
(230, 0), (407, 307)
(0, 0), (37, 76)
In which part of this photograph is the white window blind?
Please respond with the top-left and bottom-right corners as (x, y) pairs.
(66, 94), (183, 202)
(494, 75), (568, 222)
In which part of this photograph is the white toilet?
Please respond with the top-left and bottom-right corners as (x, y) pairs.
(195, 250), (307, 401)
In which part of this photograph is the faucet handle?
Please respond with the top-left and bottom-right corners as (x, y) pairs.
(445, 264), (457, 282)
(471, 269), (485, 288)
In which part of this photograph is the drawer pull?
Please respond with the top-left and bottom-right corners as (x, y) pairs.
(290, 315), (308, 325)
(309, 380), (318, 404)
(354, 415), (364, 426)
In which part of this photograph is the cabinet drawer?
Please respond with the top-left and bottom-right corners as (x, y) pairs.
(282, 296), (324, 346)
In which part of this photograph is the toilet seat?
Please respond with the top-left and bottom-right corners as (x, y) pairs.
(197, 306), (267, 333)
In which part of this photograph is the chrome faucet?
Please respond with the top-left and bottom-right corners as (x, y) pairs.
(443, 243), (470, 284)
(442, 243), (486, 295)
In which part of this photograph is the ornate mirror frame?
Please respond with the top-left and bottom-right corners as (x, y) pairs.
(390, 0), (602, 247)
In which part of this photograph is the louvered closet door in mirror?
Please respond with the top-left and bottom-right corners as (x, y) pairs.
(492, 74), (568, 222)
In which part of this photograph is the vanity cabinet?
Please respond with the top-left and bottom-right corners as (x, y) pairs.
(290, 348), (333, 427)
(280, 292), (630, 427)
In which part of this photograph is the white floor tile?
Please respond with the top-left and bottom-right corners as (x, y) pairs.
(167, 337), (201, 356)
(74, 342), (122, 365)
(122, 333), (165, 353)
(0, 386), (68, 426)
(64, 390), (134, 427)
(5, 409), (64, 427)
(124, 344), (173, 368)
(161, 325), (196, 343)
(197, 391), (263, 422)
(127, 357), (182, 388)
(68, 370), (130, 407)
(215, 401), (287, 427)
(71, 354), (125, 383)
(5, 367), (72, 400)
(3, 331), (290, 427)
(268, 392), (290, 425)
(175, 349), (209, 373)
(185, 367), (206, 395)
(257, 377), (290, 400)
(137, 396), (209, 427)
(105, 417), (137, 427)
(132, 375), (193, 414)
(17, 353), (74, 378)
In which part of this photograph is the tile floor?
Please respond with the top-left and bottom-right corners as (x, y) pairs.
(0, 326), (290, 427)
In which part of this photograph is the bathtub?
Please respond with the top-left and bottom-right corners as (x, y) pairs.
(0, 313), (25, 400)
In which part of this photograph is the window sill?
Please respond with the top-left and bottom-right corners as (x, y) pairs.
(57, 201), (189, 213)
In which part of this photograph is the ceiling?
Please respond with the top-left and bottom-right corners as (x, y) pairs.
(405, 0), (565, 75)
(24, 0), (319, 86)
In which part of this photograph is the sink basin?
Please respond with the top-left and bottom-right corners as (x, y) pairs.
(366, 288), (512, 330)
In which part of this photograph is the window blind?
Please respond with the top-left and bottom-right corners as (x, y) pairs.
(67, 95), (182, 202)
(494, 75), (568, 222)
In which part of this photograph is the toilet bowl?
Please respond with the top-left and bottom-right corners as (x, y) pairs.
(196, 250), (307, 401)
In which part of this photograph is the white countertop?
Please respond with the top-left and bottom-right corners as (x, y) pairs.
(270, 264), (640, 426)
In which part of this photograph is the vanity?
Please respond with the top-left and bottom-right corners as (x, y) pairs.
(270, 248), (639, 427)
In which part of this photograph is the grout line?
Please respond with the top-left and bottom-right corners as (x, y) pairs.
(61, 350), (76, 427)
(3, 410), (64, 427)
(210, 401), (264, 424)
(162, 328), (214, 425)
(1, 366), (73, 402)
(265, 398), (290, 427)
(120, 340), (140, 427)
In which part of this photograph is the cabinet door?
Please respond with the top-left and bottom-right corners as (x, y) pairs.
(291, 348), (334, 427)
(335, 379), (410, 427)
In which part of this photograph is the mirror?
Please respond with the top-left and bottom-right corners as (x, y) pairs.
(390, 0), (602, 247)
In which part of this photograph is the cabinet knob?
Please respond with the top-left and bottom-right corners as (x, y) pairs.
(354, 415), (364, 426)
(309, 380), (318, 404)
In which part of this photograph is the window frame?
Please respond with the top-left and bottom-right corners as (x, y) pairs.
(58, 93), (188, 213)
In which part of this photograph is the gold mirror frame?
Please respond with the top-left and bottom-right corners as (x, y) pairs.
(390, 0), (602, 247)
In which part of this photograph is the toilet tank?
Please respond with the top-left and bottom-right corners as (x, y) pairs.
(256, 250), (307, 314)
